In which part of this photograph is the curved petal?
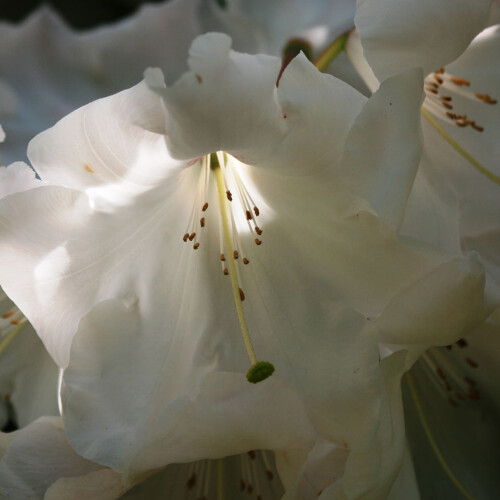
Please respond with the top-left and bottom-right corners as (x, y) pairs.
(0, 417), (102, 498)
(0, 162), (41, 197)
(376, 255), (488, 346)
(355, 0), (495, 82)
(62, 299), (316, 472)
(339, 67), (424, 230)
(146, 33), (366, 174)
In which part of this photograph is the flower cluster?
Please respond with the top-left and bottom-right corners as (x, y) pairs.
(0, 1), (498, 499)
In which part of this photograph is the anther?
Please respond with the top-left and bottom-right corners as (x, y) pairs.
(220, 253), (226, 262)
(239, 288), (245, 301)
(456, 338), (468, 348)
(253, 206), (259, 216)
(248, 451), (256, 460)
(426, 87), (438, 94)
(450, 77), (470, 86)
(1, 310), (15, 319)
(448, 397), (459, 407)
(440, 95), (452, 101)
(183, 233), (189, 242)
(255, 227), (262, 235)
(433, 75), (443, 84)
(226, 190), (232, 201)
(475, 93), (497, 104)
(435, 67), (445, 74)
(200, 217), (205, 227)
(246, 210), (252, 220)
(189, 232), (196, 241)
(223, 268), (229, 275)
(471, 122), (484, 132)
(441, 101), (453, 110)
(465, 357), (478, 368)
(446, 112), (456, 119)
(202, 202), (209, 211)
(186, 474), (197, 489)
(193, 243), (200, 250)
(233, 250), (239, 259)
(254, 238), (262, 246)
(10, 318), (22, 325)
(243, 258), (250, 265)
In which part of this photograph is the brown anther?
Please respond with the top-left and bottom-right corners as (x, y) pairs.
(465, 376), (476, 386)
(1, 310), (15, 319)
(248, 450), (256, 459)
(436, 367), (446, 380)
(471, 122), (484, 132)
(448, 397), (459, 407)
(456, 120), (468, 127)
(255, 238), (262, 246)
(239, 288), (245, 301)
(186, 473), (197, 489)
(240, 479), (246, 491)
(446, 112), (457, 120)
(450, 77), (470, 86)
(444, 380), (452, 391)
(445, 345), (452, 350)
(10, 318), (22, 325)
(255, 226), (262, 235)
(233, 250), (239, 260)
(440, 95), (452, 101)
(468, 389), (481, 401)
(183, 233), (189, 242)
(426, 87), (438, 94)
(84, 164), (95, 173)
(465, 357), (478, 368)
(243, 258), (250, 265)
(248, 485), (253, 494)
(220, 253), (226, 262)
(200, 217), (205, 227)
(456, 338), (468, 348)
(246, 210), (252, 220)
(223, 268), (229, 275)
(441, 101), (453, 110)
(428, 81), (439, 88)
(202, 202), (209, 211)
(435, 67), (445, 74)
(253, 206), (260, 216)
(193, 242), (200, 250)
(226, 190), (232, 201)
(195, 74), (202, 84)
(189, 232), (196, 241)
(456, 392), (465, 401)
(433, 74), (443, 84)
(266, 470), (274, 481)
(475, 93), (497, 104)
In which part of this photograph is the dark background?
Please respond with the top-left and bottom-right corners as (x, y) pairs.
(0, 0), (167, 29)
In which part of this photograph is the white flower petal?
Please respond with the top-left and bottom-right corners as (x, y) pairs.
(147, 33), (366, 174)
(0, 417), (102, 498)
(0, 162), (41, 198)
(355, 0), (495, 82)
(339, 67), (424, 230)
(377, 255), (488, 346)
(62, 299), (316, 473)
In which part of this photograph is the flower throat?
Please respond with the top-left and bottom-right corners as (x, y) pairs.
(182, 152), (274, 384)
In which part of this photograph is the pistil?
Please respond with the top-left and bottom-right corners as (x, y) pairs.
(211, 153), (275, 383)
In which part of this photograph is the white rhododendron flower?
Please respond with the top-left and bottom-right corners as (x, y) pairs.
(345, 1), (500, 496)
(0, 30), (493, 498)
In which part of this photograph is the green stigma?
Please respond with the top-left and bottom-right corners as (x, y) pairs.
(246, 361), (275, 384)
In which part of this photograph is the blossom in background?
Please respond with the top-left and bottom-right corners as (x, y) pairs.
(346, 0), (500, 496)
